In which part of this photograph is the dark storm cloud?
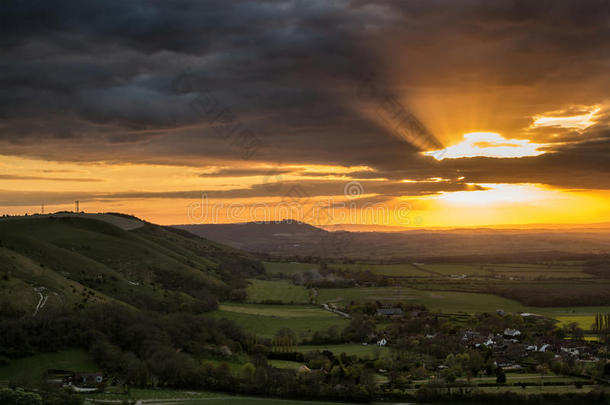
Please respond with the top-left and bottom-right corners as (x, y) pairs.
(0, 178), (478, 207)
(106, 178), (481, 200)
(444, 136), (610, 189)
(199, 168), (294, 177)
(1, 0), (609, 194)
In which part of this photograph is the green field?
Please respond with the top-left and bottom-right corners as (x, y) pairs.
(418, 263), (491, 276)
(84, 385), (601, 404)
(317, 286), (528, 313)
(485, 263), (592, 280)
(218, 303), (336, 318)
(265, 260), (594, 280)
(263, 262), (319, 276)
(329, 263), (431, 277)
(416, 262), (593, 280)
(297, 343), (389, 358)
(0, 349), (99, 381)
(246, 279), (610, 319)
(208, 303), (348, 338)
(246, 279), (310, 303)
(247, 279), (526, 313)
(161, 399), (368, 405)
(85, 389), (371, 405)
(268, 359), (304, 369)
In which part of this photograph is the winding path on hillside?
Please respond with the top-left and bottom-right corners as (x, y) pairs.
(33, 287), (48, 316)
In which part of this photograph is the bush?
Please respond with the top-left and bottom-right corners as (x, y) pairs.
(0, 388), (42, 405)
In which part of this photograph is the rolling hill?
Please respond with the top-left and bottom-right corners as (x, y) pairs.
(0, 213), (264, 317)
(173, 221), (610, 260)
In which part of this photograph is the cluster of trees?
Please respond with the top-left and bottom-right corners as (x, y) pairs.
(291, 266), (395, 289)
(305, 315), (377, 345)
(495, 284), (610, 307)
(0, 389), (42, 405)
(272, 328), (298, 352)
(0, 301), (380, 402)
(0, 387), (81, 405)
(0, 302), (246, 365)
(593, 313), (609, 343)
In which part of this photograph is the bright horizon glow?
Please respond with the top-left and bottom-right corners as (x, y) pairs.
(1, 155), (609, 227)
(434, 183), (550, 205)
(420, 184), (610, 228)
(424, 132), (547, 160)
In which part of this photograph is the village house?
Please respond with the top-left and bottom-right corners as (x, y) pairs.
(376, 307), (404, 317)
(70, 372), (104, 386)
(503, 328), (521, 338)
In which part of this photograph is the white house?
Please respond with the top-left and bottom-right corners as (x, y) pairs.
(503, 328), (521, 337)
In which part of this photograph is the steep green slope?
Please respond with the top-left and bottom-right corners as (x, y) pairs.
(0, 215), (263, 316)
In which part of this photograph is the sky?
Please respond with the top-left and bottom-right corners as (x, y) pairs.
(1, 0), (609, 227)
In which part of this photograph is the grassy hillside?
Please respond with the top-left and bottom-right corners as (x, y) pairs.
(0, 214), (263, 316)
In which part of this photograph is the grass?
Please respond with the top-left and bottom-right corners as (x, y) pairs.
(0, 349), (99, 381)
(85, 390), (371, 404)
(268, 359), (303, 369)
(317, 286), (528, 313)
(329, 263), (431, 277)
(208, 303), (349, 338)
(219, 303), (337, 318)
(246, 279), (310, 303)
(473, 385), (596, 394)
(485, 263), (592, 280)
(267, 260), (595, 280)
(0, 215), (267, 316)
(84, 386), (602, 405)
(244, 280), (610, 328)
(418, 263), (491, 276)
(0, 276), (39, 312)
(263, 262), (319, 276)
(297, 343), (389, 359)
(168, 399), (367, 405)
(86, 388), (221, 401)
(466, 372), (589, 384)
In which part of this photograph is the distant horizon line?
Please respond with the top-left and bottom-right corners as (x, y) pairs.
(4, 211), (610, 232)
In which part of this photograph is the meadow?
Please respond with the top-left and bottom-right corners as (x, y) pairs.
(239, 278), (610, 334)
(263, 261), (319, 276)
(246, 279), (310, 303)
(418, 263), (492, 276)
(245, 278), (528, 313)
(85, 389), (375, 405)
(297, 343), (389, 358)
(329, 263), (432, 277)
(0, 349), (99, 381)
(208, 303), (349, 338)
(317, 286), (529, 313)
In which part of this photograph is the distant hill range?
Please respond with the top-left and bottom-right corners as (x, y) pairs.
(0, 213), (263, 317)
(174, 220), (610, 260)
(320, 222), (610, 233)
(175, 220), (325, 248)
